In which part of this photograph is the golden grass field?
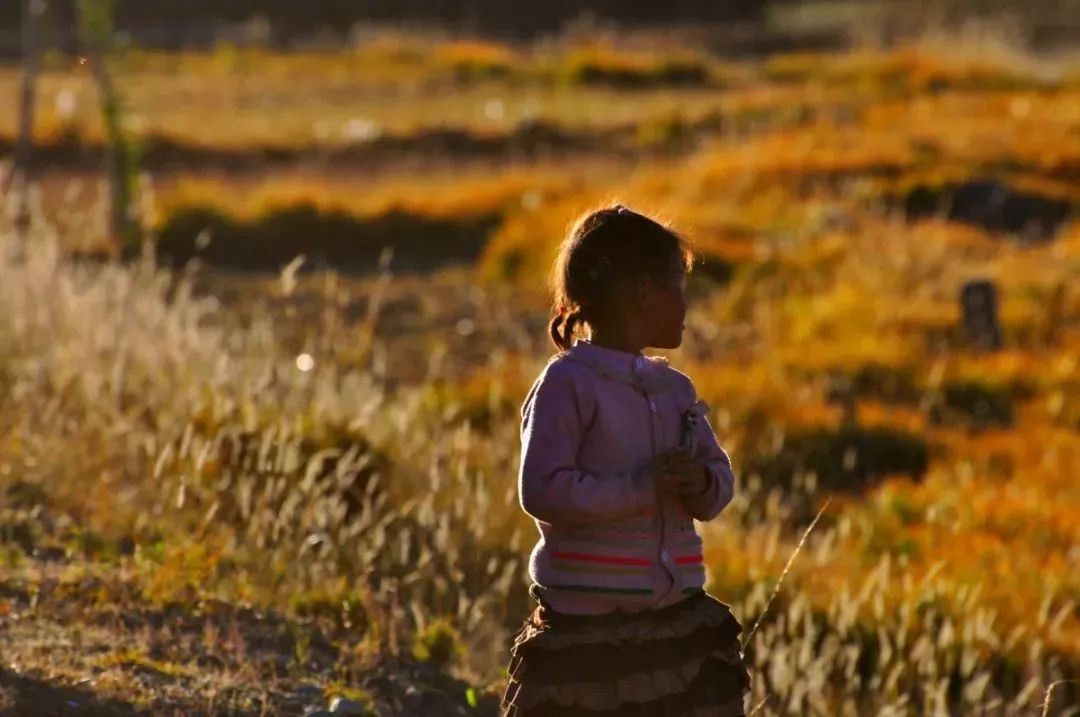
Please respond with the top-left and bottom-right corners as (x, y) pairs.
(1, 26), (1079, 715)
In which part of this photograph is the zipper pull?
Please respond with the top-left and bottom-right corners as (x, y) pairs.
(680, 410), (697, 452)
(680, 399), (709, 452)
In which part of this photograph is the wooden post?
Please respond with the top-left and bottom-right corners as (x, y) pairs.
(13, 0), (44, 242)
(76, 0), (141, 257)
(826, 376), (858, 428)
(960, 279), (1003, 351)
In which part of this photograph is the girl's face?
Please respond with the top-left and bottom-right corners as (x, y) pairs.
(640, 256), (688, 350)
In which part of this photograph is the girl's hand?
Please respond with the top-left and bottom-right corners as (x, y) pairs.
(653, 449), (711, 497)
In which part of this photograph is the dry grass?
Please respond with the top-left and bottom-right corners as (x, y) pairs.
(3, 193), (1079, 713)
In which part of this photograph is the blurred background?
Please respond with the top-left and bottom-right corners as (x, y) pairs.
(1, 1), (1079, 715)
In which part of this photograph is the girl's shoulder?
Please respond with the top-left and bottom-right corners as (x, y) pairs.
(651, 359), (698, 401)
(521, 352), (597, 411)
(560, 348), (697, 401)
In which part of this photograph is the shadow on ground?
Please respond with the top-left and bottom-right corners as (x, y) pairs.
(0, 669), (142, 717)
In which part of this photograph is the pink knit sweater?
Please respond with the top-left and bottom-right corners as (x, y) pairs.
(518, 338), (735, 615)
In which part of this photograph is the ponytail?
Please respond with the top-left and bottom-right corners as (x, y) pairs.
(549, 308), (584, 351)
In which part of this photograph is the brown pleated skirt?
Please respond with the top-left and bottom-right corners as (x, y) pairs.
(500, 588), (752, 717)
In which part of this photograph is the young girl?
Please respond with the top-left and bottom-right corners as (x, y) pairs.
(499, 205), (752, 717)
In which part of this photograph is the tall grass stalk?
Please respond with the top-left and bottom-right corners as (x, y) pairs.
(742, 497), (832, 652)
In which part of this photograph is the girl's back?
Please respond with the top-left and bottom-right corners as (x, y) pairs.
(499, 205), (752, 716)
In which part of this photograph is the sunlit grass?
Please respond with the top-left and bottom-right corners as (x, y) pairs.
(4, 185), (1079, 713)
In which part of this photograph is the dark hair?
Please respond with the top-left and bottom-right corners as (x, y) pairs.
(549, 203), (694, 351)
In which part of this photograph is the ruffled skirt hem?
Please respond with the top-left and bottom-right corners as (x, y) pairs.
(499, 590), (752, 717)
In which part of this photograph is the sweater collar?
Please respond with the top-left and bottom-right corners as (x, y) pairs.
(564, 338), (677, 393)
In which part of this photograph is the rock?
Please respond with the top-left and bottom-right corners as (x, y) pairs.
(416, 688), (468, 717)
(329, 696), (368, 715)
(295, 683), (324, 700)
